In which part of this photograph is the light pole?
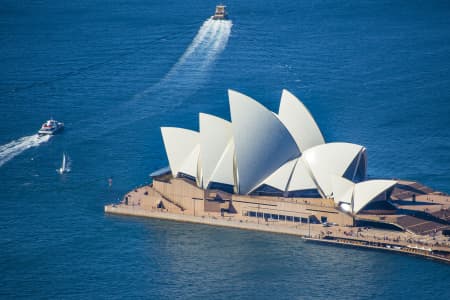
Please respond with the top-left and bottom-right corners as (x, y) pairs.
(257, 203), (260, 224)
(308, 216), (311, 238)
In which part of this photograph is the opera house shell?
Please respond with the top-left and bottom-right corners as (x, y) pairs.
(161, 89), (397, 215)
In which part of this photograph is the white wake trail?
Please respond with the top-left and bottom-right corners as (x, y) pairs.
(135, 18), (232, 101)
(0, 134), (51, 167)
(69, 19), (233, 137)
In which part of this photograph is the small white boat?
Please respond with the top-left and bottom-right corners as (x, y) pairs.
(38, 119), (64, 136)
(212, 5), (228, 20)
(57, 153), (70, 174)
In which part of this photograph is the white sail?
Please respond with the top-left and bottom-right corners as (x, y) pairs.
(62, 153), (66, 171)
(57, 153), (70, 174)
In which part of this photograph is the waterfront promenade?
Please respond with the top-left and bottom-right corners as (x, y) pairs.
(105, 198), (450, 264)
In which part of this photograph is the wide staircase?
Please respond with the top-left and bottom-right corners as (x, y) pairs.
(432, 210), (450, 222)
(391, 181), (435, 200)
(396, 215), (450, 235)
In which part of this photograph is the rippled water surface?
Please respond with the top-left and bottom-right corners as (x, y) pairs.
(1, 0), (450, 298)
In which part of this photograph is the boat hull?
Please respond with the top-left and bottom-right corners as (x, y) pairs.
(38, 123), (64, 136)
(212, 5), (227, 20)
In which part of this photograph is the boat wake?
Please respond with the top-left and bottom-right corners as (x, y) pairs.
(51, 18), (232, 140)
(134, 18), (233, 103)
(0, 134), (51, 167)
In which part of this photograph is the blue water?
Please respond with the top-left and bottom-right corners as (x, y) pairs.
(1, 0), (450, 298)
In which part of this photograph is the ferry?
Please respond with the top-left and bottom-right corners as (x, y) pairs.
(38, 119), (64, 136)
(212, 5), (227, 20)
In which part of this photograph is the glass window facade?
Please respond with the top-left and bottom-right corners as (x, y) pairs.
(244, 211), (307, 223)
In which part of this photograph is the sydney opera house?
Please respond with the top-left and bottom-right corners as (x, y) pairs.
(104, 89), (450, 262)
(145, 89), (409, 227)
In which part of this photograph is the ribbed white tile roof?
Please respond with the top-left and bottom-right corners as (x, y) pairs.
(160, 89), (377, 205)
(302, 142), (364, 197)
(199, 113), (233, 188)
(229, 89), (301, 194)
(161, 127), (199, 178)
(278, 89), (325, 152)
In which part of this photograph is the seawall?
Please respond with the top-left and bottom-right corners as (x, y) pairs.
(105, 204), (450, 264)
(105, 204), (312, 237)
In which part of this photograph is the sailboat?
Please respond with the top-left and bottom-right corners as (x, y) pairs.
(57, 153), (70, 174)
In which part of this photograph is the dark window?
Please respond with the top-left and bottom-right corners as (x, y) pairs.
(321, 216), (328, 223)
(271, 214), (278, 219)
(362, 200), (395, 211)
(177, 172), (196, 182)
(288, 189), (322, 198)
(279, 215), (286, 221)
(257, 212), (263, 218)
(355, 153), (367, 182)
(286, 216), (293, 222)
(294, 217), (300, 223)
(208, 182), (234, 194)
(309, 216), (320, 224)
(250, 184), (284, 197)
(343, 156), (359, 181)
(249, 211), (256, 217)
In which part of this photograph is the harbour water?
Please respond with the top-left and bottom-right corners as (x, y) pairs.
(1, 0), (450, 298)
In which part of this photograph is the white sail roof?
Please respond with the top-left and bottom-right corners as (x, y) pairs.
(178, 144), (200, 178)
(255, 158), (298, 192)
(160, 89), (381, 200)
(208, 139), (235, 187)
(287, 157), (317, 191)
(229, 89), (301, 194)
(302, 142), (365, 197)
(199, 113), (232, 188)
(331, 176), (397, 214)
(353, 180), (397, 214)
(161, 127), (199, 177)
(331, 175), (354, 205)
(278, 89), (325, 152)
